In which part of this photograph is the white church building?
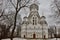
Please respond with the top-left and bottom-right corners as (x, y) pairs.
(21, 4), (48, 39)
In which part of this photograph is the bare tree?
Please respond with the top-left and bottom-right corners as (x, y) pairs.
(50, 0), (60, 17)
(53, 0), (60, 16)
(48, 27), (55, 38)
(9, 0), (30, 40)
(0, 10), (4, 18)
(0, 10), (15, 40)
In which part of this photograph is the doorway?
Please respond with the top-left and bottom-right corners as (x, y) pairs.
(24, 35), (25, 38)
(33, 33), (36, 38)
(44, 35), (46, 38)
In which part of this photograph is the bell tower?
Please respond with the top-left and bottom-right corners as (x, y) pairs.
(28, 4), (40, 25)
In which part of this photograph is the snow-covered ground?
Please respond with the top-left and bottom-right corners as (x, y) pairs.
(1, 38), (60, 40)
(48, 38), (60, 40)
(2, 38), (27, 40)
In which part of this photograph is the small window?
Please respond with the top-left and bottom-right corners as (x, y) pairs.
(33, 17), (37, 25)
(33, 17), (34, 19)
(33, 20), (34, 25)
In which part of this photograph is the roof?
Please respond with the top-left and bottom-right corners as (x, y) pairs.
(23, 16), (27, 19)
(40, 16), (46, 19)
(28, 12), (40, 18)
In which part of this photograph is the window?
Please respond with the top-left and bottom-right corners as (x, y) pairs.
(33, 17), (37, 25)
(33, 17), (34, 25)
(33, 17), (34, 19)
(33, 20), (34, 25)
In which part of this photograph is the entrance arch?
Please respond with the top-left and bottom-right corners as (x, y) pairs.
(44, 35), (46, 38)
(24, 35), (25, 38)
(33, 33), (36, 38)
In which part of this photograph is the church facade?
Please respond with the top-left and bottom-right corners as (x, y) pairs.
(21, 4), (48, 38)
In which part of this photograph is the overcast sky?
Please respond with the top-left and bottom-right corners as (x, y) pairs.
(19, 0), (58, 26)
(3, 0), (60, 27)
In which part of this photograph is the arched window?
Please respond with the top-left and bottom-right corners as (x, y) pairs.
(33, 20), (34, 25)
(35, 17), (37, 25)
(33, 17), (34, 25)
(33, 16), (37, 25)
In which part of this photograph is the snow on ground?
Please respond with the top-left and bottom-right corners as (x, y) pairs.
(48, 38), (60, 40)
(13, 38), (27, 40)
(2, 38), (27, 40)
(1, 38), (60, 40)
(2, 39), (10, 40)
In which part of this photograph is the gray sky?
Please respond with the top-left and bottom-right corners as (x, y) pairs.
(3, 0), (59, 26)
(19, 0), (57, 26)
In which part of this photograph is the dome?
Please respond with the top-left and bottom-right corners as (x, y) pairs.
(30, 4), (38, 10)
(23, 16), (27, 19)
(41, 16), (46, 19)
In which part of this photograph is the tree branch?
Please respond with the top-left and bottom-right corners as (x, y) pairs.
(0, 13), (14, 21)
(54, 0), (60, 16)
(10, 0), (16, 8)
(17, 0), (30, 13)
(17, 5), (28, 13)
(10, 0), (30, 40)
(0, 9), (4, 18)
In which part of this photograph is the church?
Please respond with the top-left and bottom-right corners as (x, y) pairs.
(21, 3), (48, 39)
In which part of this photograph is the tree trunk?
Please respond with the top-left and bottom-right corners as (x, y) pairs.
(10, 7), (18, 40)
(0, 39), (1, 40)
